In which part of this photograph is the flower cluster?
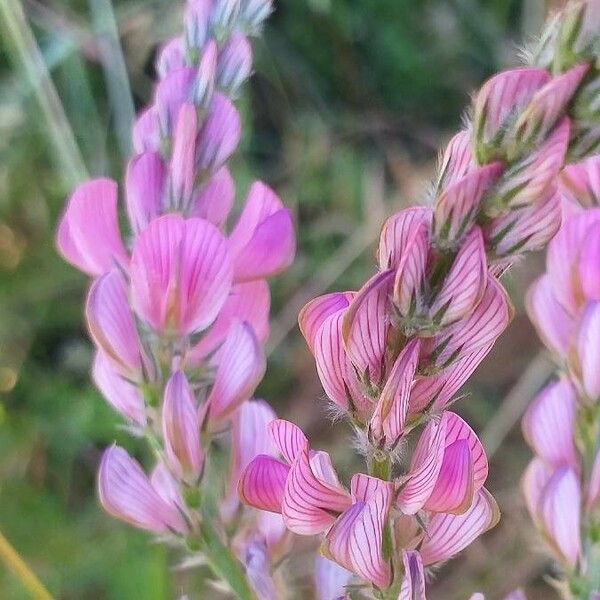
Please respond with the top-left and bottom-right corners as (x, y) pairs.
(56, 0), (295, 597)
(524, 155), (600, 599)
(239, 2), (600, 598)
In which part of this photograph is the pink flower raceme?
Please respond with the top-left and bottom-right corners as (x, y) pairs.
(239, 417), (498, 589)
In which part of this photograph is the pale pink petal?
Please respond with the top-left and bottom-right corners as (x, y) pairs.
(472, 67), (550, 156)
(196, 93), (241, 171)
(299, 292), (354, 353)
(561, 154), (600, 208)
(57, 178), (128, 276)
(314, 555), (352, 600)
(521, 458), (553, 525)
(540, 467), (581, 567)
(170, 103), (197, 206)
(156, 38), (185, 79)
(192, 40), (217, 108)
(433, 162), (503, 247)
(125, 152), (165, 234)
(426, 276), (512, 369)
(217, 32), (253, 94)
(522, 378), (578, 468)
(86, 270), (144, 381)
(189, 166), (235, 226)
(184, 0), (211, 48)
(393, 222), (429, 318)
(370, 339), (420, 448)
(154, 67), (196, 134)
(486, 186), (562, 257)
(350, 473), (392, 503)
(92, 351), (146, 426)
(397, 417), (447, 514)
(419, 488), (500, 565)
(162, 371), (204, 478)
(322, 483), (393, 588)
(424, 439), (474, 514)
(504, 590), (528, 600)
(526, 274), (573, 357)
(207, 321), (265, 424)
(282, 445), (351, 535)
(579, 223), (600, 301)
(132, 107), (161, 153)
(267, 419), (307, 464)
(378, 207), (432, 270)
(228, 182), (295, 282)
(430, 227), (486, 326)
(436, 129), (476, 192)
(398, 550), (426, 600)
(577, 302), (600, 400)
(98, 445), (188, 534)
(239, 454), (289, 513)
(130, 215), (233, 335)
(586, 453), (600, 512)
(342, 270), (394, 386)
(242, 539), (278, 600)
(150, 461), (185, 511)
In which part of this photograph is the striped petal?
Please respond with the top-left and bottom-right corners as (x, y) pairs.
(429, 227), (486, 326)
(540, 467), (581, 567)
(125, 152), (165, 234)
(282, 444), (351, 535)
(398, 550), (426, 600)
(436, 129), (475, 192)
(299, 292), (354, 353)
(427, 276), (511, 369)
(162, 371), (203, 478)
(419, 488), (500, 566)
(526, 274), (573, 358)
(130, 214), (233, 335)
(86, 270), (144, 382)
(207, 320), (266, 424)
(98, 445), (188, 534)
(522, 378), (578, 468)
(397, 417), (447, 514)
(433, 162), (503, 247)
(521, 458), (553, 525)
(342, 270), (394, 387)
(57, 178), (128, 276)
(322, 482), (393, 588)
(370, 339), (420, 448)
(238, 454), (289, 513)
(267, 419), (307, 464)
(378, 207), (432, 270)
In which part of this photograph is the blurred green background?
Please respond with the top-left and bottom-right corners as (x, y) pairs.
(0, 0), (566, 598)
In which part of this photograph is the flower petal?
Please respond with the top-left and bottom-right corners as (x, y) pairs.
(125, 152), (165, 234)
(239, 454), (289, 513)
(57, 178), (128, 276)
(398, 550), (426, 600)
(267, 419), (308, 464)
(561, 154), (600, 209)
(521, 457), (553, 525)
(189, 166), (235, 226)
(314, 555), (352, 600)
(577, 301), (600, 401)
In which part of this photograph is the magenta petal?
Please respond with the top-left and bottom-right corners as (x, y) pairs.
(540, 467), (581, 567)
(170, 103), (197, 205)
(430, 227), (486, 326)
(424, 439), (474, 514)
(398, 550), (426, 600)
(57, 178), (128, 276)
(314, 555), (352, 600)
(86, 270), (144, 381)
(130, 214), (233, 335)
(92, 351), (146, 426)
(433, 162), (503, 246)
(522, 378), (578, 468)
(228, 182), (295, 282)
(239, 454), (289, 513)
(578, 302), (600, 401)
(342, 270), (394, 386)
(125, 152), (166, 234)
(378, 207), (432, 270)
(299, 292), (354, 353)
(207, 321), (265, 424)
(188, 280), (270, 363)
(196, 93), (241, 171)
(437, 129), (475, 192)
(162, 371), (203, 478)
(370, 339), (420, 448)
(419, 488), (500, 566)
(132, 107), (161, 153)
(156, 38), (185, 79)
(98, 445), (188, 534)
(526, 274), (573, 357)
(397, 417), (447, 514)
(189, 166), (235, 226)
(322, 483), (393, 589)
(428, 276), (512, 369)
(155, 67), (196, 134)
(282, 445), (351, 535)
(267, 419), (308, 465)
(521, 458), (553, 525)
(314, 309), (369, 414)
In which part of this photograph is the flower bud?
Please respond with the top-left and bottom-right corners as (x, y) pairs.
(241, 0), (273, 33)
(211, 0), (241, 32)
(217, 33), (253, 95)
(184, 0), (212, 52)
(192, 40), (217, 108)
(170, 103), (197, 208)
(156, 38), (186, 79)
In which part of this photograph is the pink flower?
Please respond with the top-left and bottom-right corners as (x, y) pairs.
(56, 178), (128, 276)
(125, 152), (165, 234)
(190, 166), (235, 226)
(217, 33), (253, 95)
(130, 214), (233, 336)
(98, 445), (189, 534)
